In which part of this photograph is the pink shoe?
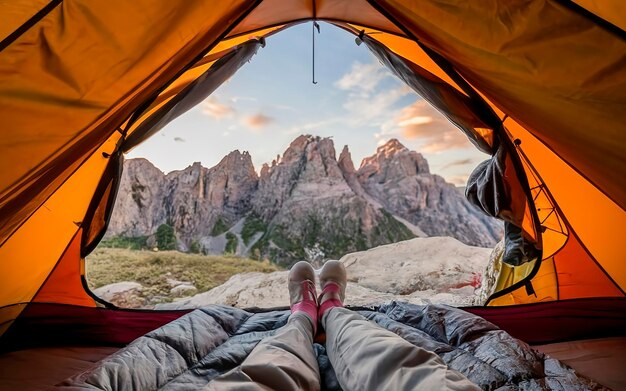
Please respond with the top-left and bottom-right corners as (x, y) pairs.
(318, 260), (347, 320)
(288, 261), (318, 334)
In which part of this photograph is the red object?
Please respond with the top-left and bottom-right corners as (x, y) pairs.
(465, 297), (626, 344)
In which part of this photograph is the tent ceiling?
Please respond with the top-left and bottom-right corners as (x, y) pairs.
(2, 1), (624, 249)
(226, 0), (405, 38)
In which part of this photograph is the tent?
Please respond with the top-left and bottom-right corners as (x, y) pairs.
(1, 0), (625, 380)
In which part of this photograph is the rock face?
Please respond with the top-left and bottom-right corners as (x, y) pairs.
(157, 237), (492, 310)
(357, 139), (501, 247)
(107, 136), (502, 265)
(161, 151), (257, 246)
(248, 136), (414, 265)
(107, 158), (165, 237)
(107, 151), (257, 250)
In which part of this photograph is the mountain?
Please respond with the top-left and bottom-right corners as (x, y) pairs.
(106, 136), (502, 265)
(356, 139), (501, 247)
(107, 151), (256, 242)
(248, 135), (414, 264)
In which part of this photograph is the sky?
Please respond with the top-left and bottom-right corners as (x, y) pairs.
(127, 22), (489, 186)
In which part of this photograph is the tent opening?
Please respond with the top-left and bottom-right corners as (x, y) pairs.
(84, 22), (506, 311)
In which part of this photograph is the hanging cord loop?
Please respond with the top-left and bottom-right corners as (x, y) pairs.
(312, 21), (320, 84)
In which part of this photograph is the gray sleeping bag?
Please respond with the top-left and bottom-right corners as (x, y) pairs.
(56, 302), (606, 390)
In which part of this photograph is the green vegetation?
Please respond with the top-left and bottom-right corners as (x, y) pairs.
(156, 223), (176, 250)
(85, 248), (281, 305)
(189, 240), (202, 254)
(376, 209), (415, 242)
(302, 215), (322, 247)
(250, 223), (306, 266)
(250, 232), (271, 261)
(99, 235), (148, 250)
(241, 216), (267, 245)
(355, 235), (368, 251)
(225, 232), (238, 253)
(250, 210), (415, 267)
(211, 218), (229, 236)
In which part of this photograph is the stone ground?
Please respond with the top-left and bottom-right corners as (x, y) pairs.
(94, 237), (496, 309)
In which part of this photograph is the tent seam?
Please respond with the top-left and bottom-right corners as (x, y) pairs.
(0, 0), (63, 52)
(551, 0), (626, 40)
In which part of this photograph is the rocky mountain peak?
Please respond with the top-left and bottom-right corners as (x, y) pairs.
(376, 138), (408, 157)
(212, 150), (254, 172)
(337, 144), (375, 203)
(356, 139), (500, 248)
(358, 139), (430, 183)
(338, 145), (356, 175)
(259, 163), (270, 180)
(251, 135), (353, 222)
(106, 158), (166, 238)
(203, 150), (257, 213)
(125, 157), (165, 177)
(281, 134), (315, 164)
(108, 134), (502, 262)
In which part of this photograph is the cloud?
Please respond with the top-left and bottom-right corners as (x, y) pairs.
(396, 100), (470, 152)
(342, 86), (410, 127)
(242, 113), (274, 130)
(332, 60), (416, 131)
(173, 137), (185, 143)
(201, 97), (236, 119)
(231, 96), (257, 103)
(335, 61), (390, 94)
(441, 158), (473, 170)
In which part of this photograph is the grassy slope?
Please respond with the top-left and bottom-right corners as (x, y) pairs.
(86, 248), (280, 304)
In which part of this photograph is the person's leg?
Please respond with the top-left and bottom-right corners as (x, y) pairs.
(208, 262), (321, 391)
(323, 307), (479, 390)
(319, 261), (480, 391)
(208, 313), (319, 391)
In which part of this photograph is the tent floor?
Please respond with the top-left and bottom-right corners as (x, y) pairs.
(0, 337), (624, 390)
(0, 346), (119, 391)
(532, 336), (626, 391)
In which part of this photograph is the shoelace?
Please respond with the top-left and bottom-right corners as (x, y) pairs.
(292, 279), (318, 334)
(300, 280), (317, 303)
(318, 282), (343, 319)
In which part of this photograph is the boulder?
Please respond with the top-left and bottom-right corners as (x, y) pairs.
(340, 236), (491, 295)
(93, 281), (145, 308)
(170, 284), (197, 297)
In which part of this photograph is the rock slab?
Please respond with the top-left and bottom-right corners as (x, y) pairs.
(157, 236), (492, 310)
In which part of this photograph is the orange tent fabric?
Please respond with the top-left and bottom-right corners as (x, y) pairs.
(0, 0), (624, 338)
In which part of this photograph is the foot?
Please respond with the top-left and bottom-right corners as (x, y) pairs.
(318, 260), (347, 321)
(288, 261), (318, 334)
